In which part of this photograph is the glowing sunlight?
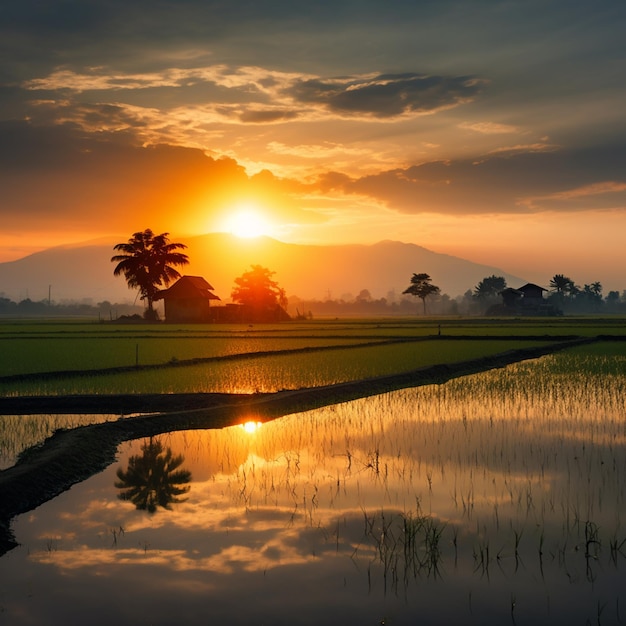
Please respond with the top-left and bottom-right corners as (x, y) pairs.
(223, 205), (271, 238)
(240, 421), (263, 433)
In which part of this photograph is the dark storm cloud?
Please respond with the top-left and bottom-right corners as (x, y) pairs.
(318, 143), (626, 214)
(288, 73), (484, 118)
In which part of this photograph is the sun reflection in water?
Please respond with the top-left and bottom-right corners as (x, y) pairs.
(240, 421), (263, 433)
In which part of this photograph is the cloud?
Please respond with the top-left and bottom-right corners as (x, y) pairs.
(519, 181), (626, 212)
(21, 65), (484, 128)
(484, 142), (558, 157)
(22, 65), (300, 95)
(316, 143), (626, 215)
(459, 121), (520, 135)
(287, 72), (486, 119)
(0, 120), (239, 227)
(237, 108), (300, 124)
(3, 114), (626, 245)
(266, 141), (374, 163)
(0, 119), (322, 239)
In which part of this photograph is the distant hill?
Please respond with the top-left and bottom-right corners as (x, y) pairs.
(0, 233), (526, 304)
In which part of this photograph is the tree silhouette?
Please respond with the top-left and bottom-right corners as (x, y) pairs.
(549, 274), (576, 296)
(403, 273), (440, 314)
(111, 229), (189, 319)
(231, 265), (288, 320)
(473, 275), (506, 300)
(581, 282), (603, 310)
(115, 438), (191, 513)
(590, 281), (603, 297)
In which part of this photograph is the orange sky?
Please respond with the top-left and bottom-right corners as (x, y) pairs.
(1, 1), (626, 292)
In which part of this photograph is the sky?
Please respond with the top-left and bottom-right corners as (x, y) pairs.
(1, 0), (626, 290)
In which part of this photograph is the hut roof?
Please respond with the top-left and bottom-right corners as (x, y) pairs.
(154, 276), (221, 301)
(518, 283), (547, 293)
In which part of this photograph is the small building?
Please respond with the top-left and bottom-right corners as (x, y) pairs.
(154, 276), (220, 323)
(517, 283), (546, 302)
(495, 283), (561, 316)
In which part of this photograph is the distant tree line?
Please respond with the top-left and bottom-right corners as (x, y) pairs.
(544, 274), (621, 314)
(289, 272), (626, 318)
(4, 272), (625, 319)
(0, 295), (144, 318)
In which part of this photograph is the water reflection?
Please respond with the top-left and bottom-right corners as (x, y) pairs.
(1, 353), (625, 624)
(115, 438), (191, 513)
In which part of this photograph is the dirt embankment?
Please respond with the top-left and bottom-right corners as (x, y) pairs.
(0, 338), (593, 555)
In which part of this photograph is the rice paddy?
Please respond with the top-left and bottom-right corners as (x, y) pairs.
(0, 318), (625, 624)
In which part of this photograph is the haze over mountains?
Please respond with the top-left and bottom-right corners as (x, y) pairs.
(0, 234), (526, 305)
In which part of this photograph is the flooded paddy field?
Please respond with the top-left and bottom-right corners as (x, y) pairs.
(0, 319), (625, 624)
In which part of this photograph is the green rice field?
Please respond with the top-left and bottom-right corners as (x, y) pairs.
(2, 316), (623, 395)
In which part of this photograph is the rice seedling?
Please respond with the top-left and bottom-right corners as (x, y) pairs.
(0, 334), (377, 377)
(0, 413), (121, 469)
(0, 338), (549, 396)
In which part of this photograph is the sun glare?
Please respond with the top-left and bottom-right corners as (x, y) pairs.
(240, 421), (263, 433)
(224, 206), (270, 238)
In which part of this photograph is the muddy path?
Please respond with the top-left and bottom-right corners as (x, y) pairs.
(0, 339), (593, 555)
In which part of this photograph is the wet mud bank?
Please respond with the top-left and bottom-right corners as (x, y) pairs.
(0, 339), (593, 555)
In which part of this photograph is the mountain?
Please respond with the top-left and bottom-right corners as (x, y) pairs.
(0, 233), (526, 304)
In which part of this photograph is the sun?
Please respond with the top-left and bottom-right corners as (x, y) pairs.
(223, 206), (271, 238)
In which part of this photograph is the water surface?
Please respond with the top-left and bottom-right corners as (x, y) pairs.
(1, 355), (625, 624)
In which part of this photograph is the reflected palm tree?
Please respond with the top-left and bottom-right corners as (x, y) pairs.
(115, 438), (191, 513)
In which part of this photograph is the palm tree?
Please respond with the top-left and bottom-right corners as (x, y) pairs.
(591, 281), (603, 297)
(403, 273), (440, 315)
(111, 229), (189, 319)
(549, 274), (575, 295)
(115, 438), (191, 513)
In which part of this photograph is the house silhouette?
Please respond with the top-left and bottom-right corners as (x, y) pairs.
(497, 283), (561, 316)
(155, 276), (220, 322)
